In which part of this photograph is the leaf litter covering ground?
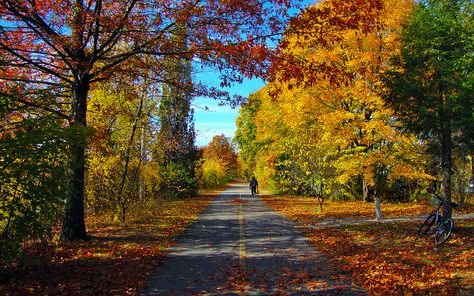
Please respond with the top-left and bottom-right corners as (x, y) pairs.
(0, 195), (215, 295)
(264, 196), (474, 295)
(262, 196), (473, 225)
(213, 261), (357, 295)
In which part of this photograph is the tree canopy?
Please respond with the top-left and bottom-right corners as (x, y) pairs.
(0, 0), (298, 241)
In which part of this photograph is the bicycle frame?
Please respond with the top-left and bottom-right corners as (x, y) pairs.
(418, 193), (456, 245)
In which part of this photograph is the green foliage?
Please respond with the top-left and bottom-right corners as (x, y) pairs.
(383, 0), (474, 213)
(160, 163), (198, 199)
(384, 0), (474, 143)
(234, 94), (263, 178)
(0, 118), (70, 261)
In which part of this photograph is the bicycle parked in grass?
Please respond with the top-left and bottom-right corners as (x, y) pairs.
(418, 194), (457, 245)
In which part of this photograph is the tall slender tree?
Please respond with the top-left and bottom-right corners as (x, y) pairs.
(156, 27), (198, 198)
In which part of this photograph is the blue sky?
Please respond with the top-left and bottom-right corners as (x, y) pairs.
(194, 0), (316, 147)
(193, 77), (264, 147)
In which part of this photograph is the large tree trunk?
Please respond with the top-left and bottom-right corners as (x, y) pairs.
(440, 117), (453, 220)
(60, 0), (89, 241)
(61, 77), (89, 241)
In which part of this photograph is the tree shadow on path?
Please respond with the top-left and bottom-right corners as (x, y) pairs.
(144, 182), (366, 295)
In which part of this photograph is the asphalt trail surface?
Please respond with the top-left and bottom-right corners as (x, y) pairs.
(145, 182), (365, 295)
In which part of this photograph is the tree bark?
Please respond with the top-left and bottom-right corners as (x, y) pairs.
(60, 0), (90, 242)
(316, 192), (324, 212)
(362, 178), (368, 202)
(139, 126), (146, 201)
(440, 112), (453, 220)
(60, 77), (89, 241)
(471, 156), (474, 190)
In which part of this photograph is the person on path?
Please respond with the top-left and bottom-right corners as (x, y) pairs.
(249, 177), (259, 197)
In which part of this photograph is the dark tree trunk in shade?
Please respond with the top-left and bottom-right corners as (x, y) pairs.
(440, 106), (453, 220)
(61, 76), (89, 241)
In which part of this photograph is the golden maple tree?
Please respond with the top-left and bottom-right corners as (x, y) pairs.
(236, 0), (434, 204)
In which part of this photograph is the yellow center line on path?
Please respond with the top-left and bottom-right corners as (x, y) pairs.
(239, 186), (246, 265)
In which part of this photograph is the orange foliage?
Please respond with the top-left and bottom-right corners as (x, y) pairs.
(203, 134), (239, 173)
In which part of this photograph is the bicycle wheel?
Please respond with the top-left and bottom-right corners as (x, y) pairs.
(434, 218), (454, 245)
(418, 213), (436, 236)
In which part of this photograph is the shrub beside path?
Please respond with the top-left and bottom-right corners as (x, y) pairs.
(145, 182), (366, 295)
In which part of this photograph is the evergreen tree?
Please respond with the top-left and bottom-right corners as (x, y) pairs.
(383, 0), (474, 218)
(156, 28), (198, 198)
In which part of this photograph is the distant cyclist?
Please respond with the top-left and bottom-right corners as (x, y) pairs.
(249, 177), (259, 197)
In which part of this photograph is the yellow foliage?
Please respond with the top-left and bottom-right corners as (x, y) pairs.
(240, 0), (430, 196)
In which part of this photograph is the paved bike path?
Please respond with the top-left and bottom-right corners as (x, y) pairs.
(145, 182), (365, 295)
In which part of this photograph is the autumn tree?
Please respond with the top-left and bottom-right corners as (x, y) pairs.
(234, 92), (263, 179)
(272, 0), (419, 199)
(199, 134), (239, 188)
(204, 134), (239, 173)
(236, 0), (434, 213)
(0, 0), (297, 240)
(0, 114), (70, 259)
(86, 61), (161, 223)
(383, 0), (474, 218)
